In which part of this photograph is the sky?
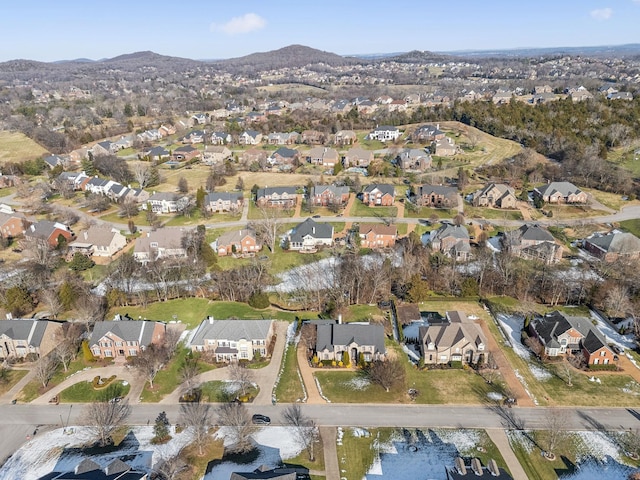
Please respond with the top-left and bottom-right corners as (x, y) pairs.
(2, 0), (640, 62)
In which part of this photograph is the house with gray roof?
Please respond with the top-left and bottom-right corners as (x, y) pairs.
(89, 318), (166, 361)
(69, 225), (127, 258)
(90, 140), (117, 157)
(239, 130), (263, 145)
(203, 145), (232, 166)
(343, 147), (374, 168)
(427, 224), (471, 261)
(533, 181), (588, 204)
(583, 231), (640, 262)
(529, 311), (615, 366)
(310, 184), (350, 206)
(205, 192), (244, 213)
(362, 184), (395, 206)
(315, 322), (386, 363)
(366, 125), (401, 142)
(414, 184), (459, 208)
(268, 147), (299, 170)
(230, 466), (303, 480)
(395, 148), (432, 172)
(502, 224), (563, 264)
(419, 311), (486, 365)
(189, 318), (274, 362)
(143, 192), (190, 214)
(287, 218), (334, 251)
(256, 187), (298, 208)
(133, 228), (189, 263)
(0, 319), (62, 360)
(143, 146), (170, 162)
(472, 183), (517, 209)
(215, 228), (262, 257)
(24, 220), (74, 248)
(413, 124), (446, 143)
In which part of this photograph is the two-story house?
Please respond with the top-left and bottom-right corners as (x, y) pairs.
(205, 192), (244, 213)
(395, 149), (432, 172)
(343, 147), (374, 168)
(358, 223), (398, 249)
(69, 225), (127, 258)
(143, 192), (190, 214)
(502, 224), (563, 264)
(309, 185), (350, 207)
(0, 209), (31, 240)
(203, 146), (232, 166)
(239, 130), (263, 145)
(307, 147), (339, 167)
(0, 319), (61, 360)
(414, 185), (459, 208)
(583, 231), (640, 263)
(426, 224), (471, 261)
(171, 145), (201, 162)
(419, 311), (486, 365)
(362, 184), (395, 206)
(24, 220), (74, 248)
(256, 187), (298, 208)
(287, 218), (334, 251)
(472, 183), (517, 209)
(367, 126), (401, 142)
(89, 317), (167, 361)
(189, 318), (274, 362)
(533, 181), (588, 204)
(133, 228), (189, 263)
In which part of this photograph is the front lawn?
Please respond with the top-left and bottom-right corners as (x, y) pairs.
(18, 357), (100, 403)
(139, 347), (214, 403)
(619, 219), (640, 238)
(403, 206), (456, 219)
(59, 379), (130, 403)
(0, 369), (28, 396)
(199, 380), (259, 402)
(464, 206), (523, 220)
(274, 343), (305, 403)
(349, 202), (397, 218)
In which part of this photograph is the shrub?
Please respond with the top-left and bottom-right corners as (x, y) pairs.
(82, 340), (96, 362)
(248, 292), (270, 309)
(588, 364), (617, 371)
(92, 375), (117, 389)
(449, 361), (463, 369)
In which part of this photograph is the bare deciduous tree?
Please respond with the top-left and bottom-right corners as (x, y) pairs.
(130, 344), (166, 389)
(282, 404), (319, 461)
(558, 360), (574, 387)
(180, 355), (200, 396)
(543, 408), (568, 457)
(132, 162), (153, 188)
(40, 289), (63, 319)
(366, 358), (405, 393)
(215, 402), (255, 454)
(228, 363), (254, 397)
(180, 402), (212, 456)
(82, 398), (131, 447)
(152, 448), (188, 480)
(33, 354), (59, 388)
(250, 207), (284, 253)
(604, 285), (631, 319)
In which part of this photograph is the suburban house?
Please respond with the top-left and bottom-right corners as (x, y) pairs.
(240, 148), (268, 169)
(171, 145), (201, 162)
(256, 187), (298, 208)
(583, 231), (640, 262)
(502, 224), (563, 264)
(143, 192), (190, 213)
(181, 130), (205, 144)
(143, 146), (170, 162)
(189, 317), (274, 362)
(418, 311), (487, 365)
(191, 113), (207, 125)
(395, 148), (432, 172)
(0, 209), (31, 239)
(203, 145), (232, 165)
(307, 147), (339, 167)
(472, 183), (517, 209)
(362, 184), (395, 206)
(0, 319), (61, 360)
(315, 322), (386, 363)
(411, 124), (445, 143)
(133, 228), (189, 263)
(43, 154), (67, 170)
(334, 130), (357, 145)
(90, 140), (117, 157)
(309, 184), (350, 206)
(205, 192), (244, 213)
(529, 311), (615, 365)
(358, 223), (398, 249)
(210, 131), (232, 145)
(239, 130), (263, 145)
(287, 218), (334, 252)
(43, 458), (148, 480)
(68, 225), (127, 258)
(301, 130), (326, 145)
(367, 125), (401, 142)
(432, 136), (457, 156)
(427, 224), (472, 261)
(267, 132), (299, 145)
(343, 147), (374, 168)
(268, 147), (299, 169)
(89, 318), (166, 360)
(533, 181), (588, 204)
(55, 171), (90, 191)
(24, 220), (74, 248)
(215, 228), (262, 257)
(414, 185), (459, 208)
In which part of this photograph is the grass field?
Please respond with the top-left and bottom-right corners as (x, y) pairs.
(0, 131), (48, 163)
(619, 219), (640, 237)
(403, 206), (456, 219)
(59, 379), (130, 403)
(274, 343), (305, 403)
(199, 380), (259, 402)
(0, 369), (28, 396)
(18, 357), (99, 403)
(349, 202), (397, 218)
(465, 206), (523, 220)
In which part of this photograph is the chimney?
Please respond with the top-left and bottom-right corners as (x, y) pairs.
(454, 457), (467, 475)
(208, 316), (214, 324)
(487, 459), (500, 477)
(471, 458), (483, 476)
(338, 314), (342, 325)
(84, 231), (88, 240)
(436, 123), (440, 130)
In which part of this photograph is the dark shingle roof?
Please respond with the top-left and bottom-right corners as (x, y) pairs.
(0, 319), (48, 346)
(363, 184), (395, 196)
(257, 187), (297, 198)
(89, 320), (163, 347)
(587, 232), (640, 255)
(316, 323), (386, 355)
(190, 319), (273, 347)
(518, 224), (554, 242)
(289, 218), (333, 242)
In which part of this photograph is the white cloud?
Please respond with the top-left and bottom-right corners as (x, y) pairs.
(590, 7), (613, 20)
(211, 13), (266, 34)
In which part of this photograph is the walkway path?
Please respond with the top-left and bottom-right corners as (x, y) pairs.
(296, 342), (325, 404)
(486, 429), (528, 480)
(320, 426), (340, 480)
(292, 195), (303, 218)
(0, 368), (34, 405)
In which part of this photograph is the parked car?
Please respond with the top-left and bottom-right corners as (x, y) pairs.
(252, 414), (271, 425)
(312, 214), (321, 218)
(611, 345), (624, 355)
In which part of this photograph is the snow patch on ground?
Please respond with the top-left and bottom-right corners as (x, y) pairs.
(590, 309), (636, 350)
(342, 376), (371, 391)
(487, 392), (503, 401)
(529, 364), (553, 381)
(497, 314), (552, 382)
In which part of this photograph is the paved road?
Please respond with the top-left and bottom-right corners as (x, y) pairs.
(2, 403), (639, 431)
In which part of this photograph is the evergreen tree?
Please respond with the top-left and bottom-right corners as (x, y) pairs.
(153, 411), (171, 442)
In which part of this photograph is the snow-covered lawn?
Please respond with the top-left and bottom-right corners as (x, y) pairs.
(0, 426), (193, 480)
(364, 428), (484, 479)
(206, 426), (305, 480)
(589, 309), (636, 351)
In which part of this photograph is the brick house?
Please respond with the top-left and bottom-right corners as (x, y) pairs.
(309, 184), (350, 206)
(0, 319), (62, 360)
(0, 210), (31, 240)
(414, 185), (459, 208)
(343, 147), (374, 168)
(362, 184), (395, 206)
(89, 318), (166, 361)
(24, 220), (74, 248)
(315, 322), (386, 363)
(358, 223), (397, 248)
(307, 147), (339, 167)
(533, 181), (588, 204)
(395, 149), (432, 172)
(171, 145), (201, 162)
(502, 224), (563, 264)
(472, 183), (517, 209)
(256, 187), (298, 208)
(426, 224), (471, 261)
(583, 231), (640, 262)
(205, 192), (244, 213)
(215, 228), (262, 256)
(189, 318), (274, 362)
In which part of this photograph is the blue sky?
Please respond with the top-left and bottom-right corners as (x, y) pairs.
(3, 0), (640, 62)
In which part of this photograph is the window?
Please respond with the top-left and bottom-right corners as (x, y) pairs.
(104, 350), (113, 357)
(593, 358), (599, 365)
(600, 351), (606, 356)
(129, 349), (137, 356)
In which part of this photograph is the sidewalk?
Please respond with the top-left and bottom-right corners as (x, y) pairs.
(486, 429), (528, 480)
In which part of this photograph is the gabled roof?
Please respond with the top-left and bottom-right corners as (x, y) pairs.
(418, 320), (486, 351)
(432, 224), (469, 241)
(26, 220), (71, 240)
(582, 329), (609, 354)
(316, 323), (386, 354)
(417, 184), (457, 197)
(359, 223), (398, 237)
(134, 228), (186, 253)
(205, 192), (243, 203)
(311, 185), (350, 197)
(271, 147), (298, 158)
(71, 226), (121, 248)
(0, 319), (49, 346)
(363, 184), (395, 196)
(531, 311), (593, 346)
(174, 145), (198, 153)
(289, 218), (333, 242)
(216, 228), (257, 246)
(89, 320), (163, 346)
(190, 319), (273, 347)
(534, 181), (582, 197)
(257, 186), (297, 198)
(518, 224), (554, 242)
(586, 232), (640, 255)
